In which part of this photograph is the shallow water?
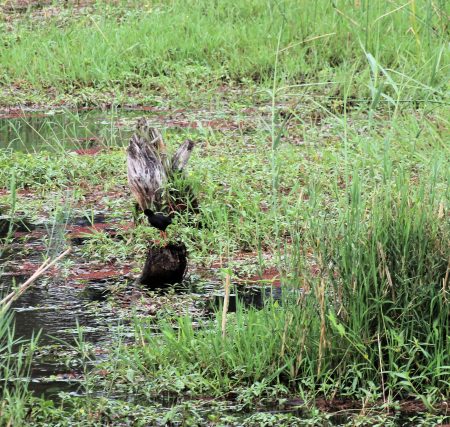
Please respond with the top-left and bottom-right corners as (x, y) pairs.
(0, 216), (126, 397)
(1, 207), (280, 400)
(0, 105), (250, 152)
(0, 109), (134, 151)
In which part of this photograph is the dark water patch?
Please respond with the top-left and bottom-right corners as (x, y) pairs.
(0, 214), (35, 238)
(67, 224), (124, 246)
(68, 213), (107, 227)
(28, 380), (83, 400)
(211, 285), (283, 312)
(66, 213), (116, 245)
(0, 262), (131, 398)
(80, 276), (130, 302)
(171, 280), (284, 313)
(4, 276), (115, 346)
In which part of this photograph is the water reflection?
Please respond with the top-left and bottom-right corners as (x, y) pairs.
(0, 109), (133, 151)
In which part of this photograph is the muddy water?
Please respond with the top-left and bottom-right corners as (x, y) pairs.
(1, 209), (278, 400)
(0, 214), (130, 397)
(4, 275), (116, 396)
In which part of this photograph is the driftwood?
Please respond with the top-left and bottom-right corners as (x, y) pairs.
(127, 120), (196, 214)
(139, 243), (187, 288)
(127, 120), (195, 288)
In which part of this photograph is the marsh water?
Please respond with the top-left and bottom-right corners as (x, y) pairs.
(0, 108), (276, 401)
(2, 264), (275, 396)
(1, 212), (277, 398)
(0, 105), (247, 151)
(0, 110), (421, 425)
(1, 213), (125, 397)
(0, 108), (135, 151)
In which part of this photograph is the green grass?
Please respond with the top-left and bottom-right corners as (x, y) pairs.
(0, 0), (449, 424)
(101, 165), (449, 407)
(0, 0), (448, 106)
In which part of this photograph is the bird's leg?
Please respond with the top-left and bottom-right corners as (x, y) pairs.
(160, 231), (168, 240)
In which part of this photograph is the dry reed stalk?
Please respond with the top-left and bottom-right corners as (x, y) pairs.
(316, 278), (327, 377)
(1, 248), (71, 311)
(293, 281), (308, 377)
(377, 241), (396, 302)
(280, 312), (293, 358)
(438, 201), (445, 219)
(221, 273), (231, 338)
(294, 329), (307, 378)
(332, 6), (361, 27)
(0, 258), (51, 307)
(443, 258), (450, 303)
(373, 1), (412, 24)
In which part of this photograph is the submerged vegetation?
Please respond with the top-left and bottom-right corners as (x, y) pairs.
(0, 0), (449, 425)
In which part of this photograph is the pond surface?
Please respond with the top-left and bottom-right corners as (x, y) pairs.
(0, 214), (131, 398)
(0, 105), (247, 152)
(0, 109), (135, 151)
(1, 208), (279, 400)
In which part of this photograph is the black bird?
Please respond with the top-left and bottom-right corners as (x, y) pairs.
(144, 209), (172, 239)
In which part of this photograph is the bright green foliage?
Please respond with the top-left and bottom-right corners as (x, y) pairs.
(0, 0), (448, 424)
(114, 171), (449, 406)
(0, 0), (448, 105)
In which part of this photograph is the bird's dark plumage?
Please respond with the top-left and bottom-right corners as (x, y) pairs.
(144, 209), (173, 232)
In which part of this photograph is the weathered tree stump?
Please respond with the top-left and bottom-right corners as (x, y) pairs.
(127, 120), (197, 215)
(127, 120), (194, 288)
(139, 243), (187, 288)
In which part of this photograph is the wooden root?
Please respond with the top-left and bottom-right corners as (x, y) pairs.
(139, 243), (187, 288)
